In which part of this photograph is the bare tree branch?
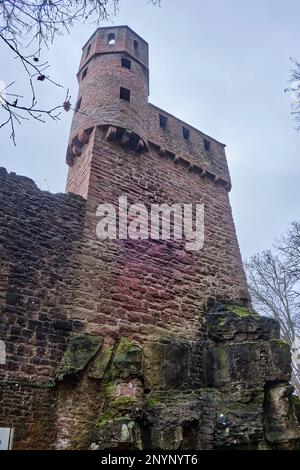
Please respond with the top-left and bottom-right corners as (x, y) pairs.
(285, 57), (300, 130)
(245, 222), (300, 395)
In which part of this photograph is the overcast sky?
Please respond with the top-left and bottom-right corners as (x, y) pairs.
(1, 0), (299, 259)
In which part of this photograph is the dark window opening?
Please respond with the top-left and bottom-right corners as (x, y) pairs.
(75, 97), (82, 112)
(86, 44), (91, 57)
(108, 33), (116, 45)
(81, 68), (88, 81)
(121, 58), (131, 70)
(134, 40), (139, 51)
(120, 87), (130, 102)
(204, 138), (211, 151)
(183, 126), (190, 140)
(159, 114), (168, 129)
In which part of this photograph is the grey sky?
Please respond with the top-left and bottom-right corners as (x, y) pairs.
(1, 0), (299, 260)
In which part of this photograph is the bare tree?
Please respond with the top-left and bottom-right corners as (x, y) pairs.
(285, 57), (300, 130)
(245, 223), (300, 395)
(0, 0), (160, 143)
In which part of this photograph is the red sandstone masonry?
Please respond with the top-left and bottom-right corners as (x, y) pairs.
(66, 26), (249, 342)
(68, 129), (248, 343)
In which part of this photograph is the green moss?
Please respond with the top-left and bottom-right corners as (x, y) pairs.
(112, 338), (142, 378)
(115, 338), (141, 360)
(218, 318), (228, 327)
(104, 381), (116, 397)
(111, 396), (137, 409)
(218, 347), (228, 371)
(225, 305), (258, 318)
(145, 396), (162, 407)
(271, 338), (289, 348)
(95, 410), (117, 429)
(95, 409), (133, 429)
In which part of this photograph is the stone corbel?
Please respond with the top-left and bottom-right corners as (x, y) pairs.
(104, 126), (117, 141)
(136, 138), (145, 153)
(72, 144), (82, 157)
(159, 147), (166, 157)
(121, 129), (132, 145)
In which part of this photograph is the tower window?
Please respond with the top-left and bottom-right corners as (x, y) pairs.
(120, 87), (130, 102)
(204, 138), (211, 151)
(75, 97), (82, 112)
(159, 114), (168, 129)
(81, 68), (88, 81)
(121, 58), (131, 70)
(182, 126), (190, 140)
(108, 33), (116, 45)
(86, 44), (91, 57)
(134, 40), (139, 51)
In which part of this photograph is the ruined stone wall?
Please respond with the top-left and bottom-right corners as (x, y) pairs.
(0, 168), (86, 448)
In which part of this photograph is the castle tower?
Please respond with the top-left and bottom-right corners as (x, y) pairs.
(66, 26), (149, 174)
(65, 25), (249, 311)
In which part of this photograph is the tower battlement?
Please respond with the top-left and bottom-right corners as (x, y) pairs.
(66, 26), (230, 192)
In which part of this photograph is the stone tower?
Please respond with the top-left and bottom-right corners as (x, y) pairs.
(66, 25), (249, 306)
(0, 26), (299, 450)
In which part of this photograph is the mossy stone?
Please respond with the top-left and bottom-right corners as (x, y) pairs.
(112, 338), (142, 379)
(89, 346), (114, 380)
(56, 334), (103, 381)
(224, 305), (258, 318)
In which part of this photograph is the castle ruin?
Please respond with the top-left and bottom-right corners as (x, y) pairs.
(0, 26), (300, 450)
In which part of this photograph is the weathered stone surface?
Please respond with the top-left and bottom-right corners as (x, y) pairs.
(208, 308), (280, 343)
(213, 389), (265, 449)
(91, 418), (141, 450)
(111, 338), (142, 379)
(205, 339), (291, 390)
(56, 334), (103, 381)
(264, 383), (300, 449)
(89, 345), (114, 380)
(143, 391), (201, 450)
(143, 339), (193, 391)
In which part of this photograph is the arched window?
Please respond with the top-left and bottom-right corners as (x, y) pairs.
(108, 33), (115, 45)
(134, 40), (139, 51)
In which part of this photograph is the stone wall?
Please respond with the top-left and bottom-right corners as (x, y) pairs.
(1, 148), (300, 449)
(0, 168), (86, 448)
